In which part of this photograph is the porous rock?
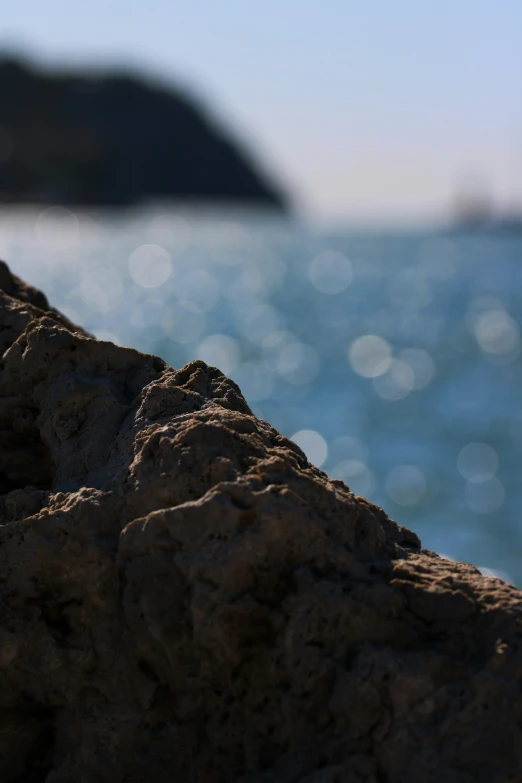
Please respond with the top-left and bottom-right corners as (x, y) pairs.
(0, 261), (521, 783)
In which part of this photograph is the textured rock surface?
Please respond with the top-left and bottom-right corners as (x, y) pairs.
(1, 261), (522, 782)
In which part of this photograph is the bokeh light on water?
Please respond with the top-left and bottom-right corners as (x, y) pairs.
(291, 429), (328, 468)
(385, 465), (427, 507)
(308, 250), (353, 295)
(348, 335), (392, 378)
(2, 206), (522, 586)
(128, 244), (173, 288)
(458, 442), (498, 483)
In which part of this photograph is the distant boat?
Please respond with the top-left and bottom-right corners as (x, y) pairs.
(452, 191), (522, 234)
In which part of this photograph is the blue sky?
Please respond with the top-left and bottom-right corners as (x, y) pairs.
(2, 1), (521, 221)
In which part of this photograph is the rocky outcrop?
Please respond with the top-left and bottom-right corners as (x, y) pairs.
(0, 57), (285, 209)
(0, 260), (521, 782)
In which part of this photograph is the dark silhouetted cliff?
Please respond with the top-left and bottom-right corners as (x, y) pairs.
(0, 57), (286, 209)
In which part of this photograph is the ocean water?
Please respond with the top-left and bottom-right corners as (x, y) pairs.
(2, 206), (522, 585)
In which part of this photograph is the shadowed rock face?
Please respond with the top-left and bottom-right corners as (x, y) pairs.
(0, 261), (521, 783)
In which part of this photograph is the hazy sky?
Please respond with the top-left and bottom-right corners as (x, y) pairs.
(2, 1), (521, 222)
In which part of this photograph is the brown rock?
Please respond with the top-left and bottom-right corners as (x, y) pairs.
(0, 260), (521, 782)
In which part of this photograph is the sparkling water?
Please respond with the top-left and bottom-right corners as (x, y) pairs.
(2, 206), (522, 584)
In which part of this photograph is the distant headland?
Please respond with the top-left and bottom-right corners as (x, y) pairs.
(0, 56), (286, 210)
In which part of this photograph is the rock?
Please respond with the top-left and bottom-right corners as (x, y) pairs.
(0, 57), (286, 209)
(0, 260), (521, 782)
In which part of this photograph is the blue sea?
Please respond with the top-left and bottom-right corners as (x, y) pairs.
(2, 206), (522, 585)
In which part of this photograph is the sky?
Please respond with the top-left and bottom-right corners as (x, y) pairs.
(1, 0), (521, 222)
